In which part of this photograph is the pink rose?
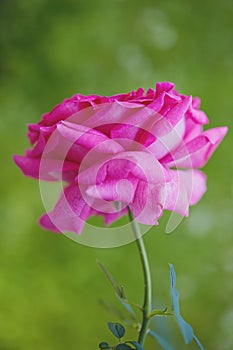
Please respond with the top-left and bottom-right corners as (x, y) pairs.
(14, 82), (227, 234)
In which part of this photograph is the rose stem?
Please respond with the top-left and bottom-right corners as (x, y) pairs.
(127, 207), (152, 346)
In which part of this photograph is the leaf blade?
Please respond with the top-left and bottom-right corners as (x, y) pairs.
(115, 344), (132, 350)
(108, 322), (125, 339)
(97, 260), (123, 298)
(99, 342), (110, 349)
(126, 340), (144, 350)
(169, 264), (204, 348)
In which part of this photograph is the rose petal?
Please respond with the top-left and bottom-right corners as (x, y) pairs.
(161, 126), (228, 168)
(39, 183), (127, 234)
(183, 118), (203, 143)
(13, 155), (78, 181)
(130, 181), (166, 225)
(164, 169), (207, 216)
(57, 121), (123, 154)
(14, 155), (42, 179)
(39, 184), (91, 234)
(77, 151), (167, 187)
(186, 97), (209, 124)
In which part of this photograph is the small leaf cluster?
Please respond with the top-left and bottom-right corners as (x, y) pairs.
(97, 260), (171, 350)
(98, 259), (204, 350)
(98, 323), (143, 350)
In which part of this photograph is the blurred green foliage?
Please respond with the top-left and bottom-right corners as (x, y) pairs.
(0, 0), (233, 349)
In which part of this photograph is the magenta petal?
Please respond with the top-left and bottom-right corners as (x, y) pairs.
(164, 171), (189, 216)
(164, 169), (207, 216)
(41, 98), (81, 125)
(109, 124), (155, 148)
(81, 102), (156, 131)
(145, 97), (191, 159)
(79, 151), (168, 225)
(39, 183), (127, 234)
(40, 159), (79, 182)
(192, 97), (201, 109)
(13, 155), (41, 179)
(39, 214), (61, 233)
(187, 97), (209, 124)
(187, 170), (207, 205)
(147, 92), (166, 112)
(162, 126), (228, 168)
(57, 121), (123, 154)
(14, 154), (78, 181)
(130, 181), (165, 225)
(187, 106), (209, 125)
(26, 134), (46, 158)
(155, 82), (175, 94)
(148, 115), (186, 159)
(86, 181), (120, 201)
(165, 96), (192, 126)
(77, 151), (167, 187)
(86, 177), (137, 204)
(58, 121), (108, 145)
(28, 123), (41, 144)
(39, 184), (91, 235)
(183, 119), (203, 143)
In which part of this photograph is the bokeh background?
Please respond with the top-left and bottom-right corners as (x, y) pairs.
(1, 0), (233, 349)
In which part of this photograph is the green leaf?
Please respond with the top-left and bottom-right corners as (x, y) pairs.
(99, 341), (110, 349)
(169, 264), (204, 350)
(169, 264), (194, 343)
(97, 260), (123, 298)
(115, 344), (132, 350)
(108, 322), (125, 339)
(126, 340), (144, 350)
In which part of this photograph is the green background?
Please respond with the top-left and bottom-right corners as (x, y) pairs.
(1, 0), (232, 349)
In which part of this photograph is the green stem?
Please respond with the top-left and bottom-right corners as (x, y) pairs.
(127, 208), (152, 347)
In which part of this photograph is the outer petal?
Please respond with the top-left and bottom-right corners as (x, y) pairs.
(39, 184), (92, 234)
(39, 184), (127, 234)
(148, 116), (186, 160)
(13, 155), (41, 179)
(163, 96), (192, 127)
(40, 97), (88, 125)
(13, 155), (78, 181)
(144, 96), (191, 159)
(164, 169), (207, 216)
(161, 126), (228, 168)
(155, 81), (175, 94)
(39, 214), (61, 233)
(186, 97), (209, 125)
(57, 121), (123, 154)
(183, 118), (203, 143)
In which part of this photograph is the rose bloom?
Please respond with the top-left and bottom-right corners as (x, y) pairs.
(14, 82), (227, 234)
